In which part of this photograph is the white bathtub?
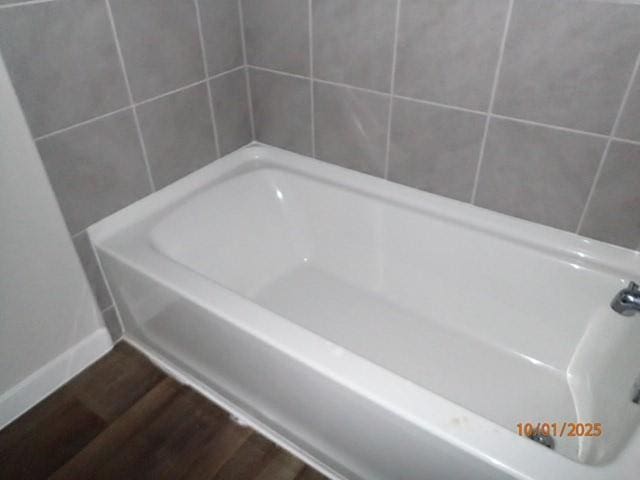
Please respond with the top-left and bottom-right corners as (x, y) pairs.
(90, 144), (640, 480)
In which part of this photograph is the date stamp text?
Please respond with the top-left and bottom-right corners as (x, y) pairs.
(517, 422), (602, 437)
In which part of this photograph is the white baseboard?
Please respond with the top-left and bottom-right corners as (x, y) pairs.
(0, 328), (113, 429)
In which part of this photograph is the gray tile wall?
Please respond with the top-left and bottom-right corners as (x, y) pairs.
(2, 0), (639, 340)
(0, 0), (255, 338)
(245, 0), (640, 252)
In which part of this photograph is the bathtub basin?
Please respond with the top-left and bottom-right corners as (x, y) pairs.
(90, 144), (640, 480)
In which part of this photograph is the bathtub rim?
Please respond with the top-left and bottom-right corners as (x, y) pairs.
(89, 142), (640, 480)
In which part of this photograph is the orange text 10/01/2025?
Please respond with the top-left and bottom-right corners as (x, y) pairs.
(517, 422), (603, 438)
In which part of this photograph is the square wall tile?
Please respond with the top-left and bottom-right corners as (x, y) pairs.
(475, 118), (605, 231)
(109, 0), (204, 101)
(579, 141), (640, 249)
(210, 69), (252, 155)
(199, 0), (244, 76)
(73, 231), (112, 311)
(394, 0), (508, 111)
(494, 0), (640, 134)
(388, 99), (485, 202)
(314, 82), (389, 178)
(313, 0), (396, 92)
(37, 110), (151, 234)
(616, 74), (640, 142)
(0, 0), (128, 137)
(249, 68), (312, 156)
(137, 83), (217, 189)
(242, 0), (309, 75)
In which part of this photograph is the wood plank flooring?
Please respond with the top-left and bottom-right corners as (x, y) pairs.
(0, 342), (329, 480)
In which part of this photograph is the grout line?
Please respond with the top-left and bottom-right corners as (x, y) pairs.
(0, 0), (56, 9)
(237, 0), (248, 66)
(248, 65), (309, 81)
(470, 0), (514, 204)
(34, 106), (131, 141)
(127, 94), (155, 193)
(383, 0), (402, 180)
(194, 0), (221, 158)
(308, 0), (315, 158)
(576, 140), (614, 233)
(393, 93), (486, 116)
(250, 64), (388, 97)
(244, 67), (256, 139)
(135, 79), (207, 107)
(490, 113), (610, 140)
(609, 51), (640, 141)
(613, 136), (640, 146)
(209, 64), (245, 79)
(315, 77), (389, 98)
(205, 78), (222, 159)
(237, 0), (256, 140)
(104, 0), (155, 192)
(575, 47), (640, 234)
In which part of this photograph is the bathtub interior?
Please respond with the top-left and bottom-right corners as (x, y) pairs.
(139, 163), (640, 465)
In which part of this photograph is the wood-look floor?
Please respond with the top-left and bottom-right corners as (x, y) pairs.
(0, 342), (329, 480)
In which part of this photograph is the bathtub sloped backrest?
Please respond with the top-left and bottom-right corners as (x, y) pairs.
(150, 168), (313, 297)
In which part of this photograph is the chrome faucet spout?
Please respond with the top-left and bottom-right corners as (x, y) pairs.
(611, 281), (640, 316)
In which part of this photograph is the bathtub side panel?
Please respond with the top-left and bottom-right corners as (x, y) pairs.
(99, 251), (516, 480)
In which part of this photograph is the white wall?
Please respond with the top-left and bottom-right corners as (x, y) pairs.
(0, 53), (111, 426)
